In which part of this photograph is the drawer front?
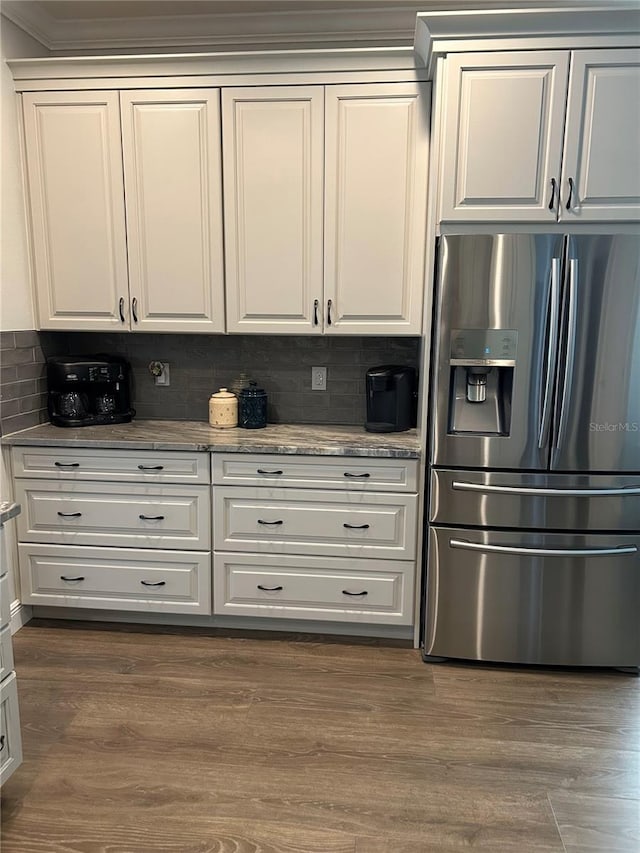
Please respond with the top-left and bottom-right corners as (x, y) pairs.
(212, 454), (418, 492)
(19, 543), (211, 614)
(11, 447), (210, 484)
(214, 487), (416, 560)
(0, 574), (9, 630)
(0, 672), (22, 787)
(213, 551), (413, 624)
(0, 626), (14, 684)
(15, 481), (210, 550)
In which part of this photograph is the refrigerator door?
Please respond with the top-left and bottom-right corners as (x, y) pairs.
(430, 468), (640, 531)
(425, 526), (640, 666)
(431, 234), (565, 471)
(552, 234), (640, 472)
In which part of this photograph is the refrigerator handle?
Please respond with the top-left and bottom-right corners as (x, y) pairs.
(450, 539), (638, 558)
(538, 258), (561, 449)
(555, 257), (578, 449)
(452, 482), (640, 497)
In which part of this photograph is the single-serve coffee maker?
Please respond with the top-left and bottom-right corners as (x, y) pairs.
(365, 365), (417, 433)
(47, 356), (134, 427)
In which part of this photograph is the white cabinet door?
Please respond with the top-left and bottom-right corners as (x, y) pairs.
(120, 90), (225, 332)
(222, 87), (324, 334)
(22, 92), (129, 330)
(440, 52), (570, 222)
(561, 49), (640, 222)
(324, 84), (429, 335)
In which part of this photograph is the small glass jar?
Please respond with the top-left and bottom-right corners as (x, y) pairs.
(209, 388), (238, 429)
(238, 381), (268, 429)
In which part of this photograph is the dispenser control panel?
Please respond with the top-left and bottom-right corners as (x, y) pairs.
(450, 329), (518, 366)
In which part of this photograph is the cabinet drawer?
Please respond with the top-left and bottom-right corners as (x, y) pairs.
(19, 544), (211, 614)
(11, 447), (210, 484)
(0, 672), (22, 787)
(15, 481), (210, 550)
(213, 551), (413, 624)
(0, 627), (14, 684)
(214, 487), (416, 560)
(212, 454), (418, 492)
(0, 574), (9, 630)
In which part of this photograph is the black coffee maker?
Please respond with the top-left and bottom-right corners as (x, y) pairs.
(365, 365), (417, 433)
(47, 356), (134, 427)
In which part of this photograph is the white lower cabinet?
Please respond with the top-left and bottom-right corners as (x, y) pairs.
(0, 673), (22, 787)
(14, 450), (213, 617)
(212, 454), (419, 627)
(213, 552), (413, 624)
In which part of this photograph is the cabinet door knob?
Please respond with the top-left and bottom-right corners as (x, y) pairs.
(343, 523), (370, 530)
(57, 511), (82, 518)
(548, 178), (557, 211)
(60, 575), (85, 582)
(342, 589), (368, 596)
(139, 514), (165, 521)
(132, 297), (139, 323)
(119, 296), (125, 323)
(141, 580), (166, 587)
(566, 177), (575, 210)
(257, 584), (283, 592)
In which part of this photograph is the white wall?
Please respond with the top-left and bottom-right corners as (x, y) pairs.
(1, 17), (48, 333)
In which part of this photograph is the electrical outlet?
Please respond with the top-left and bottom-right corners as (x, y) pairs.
(155, 363), (171, 386)
(311, 366), (327, 391)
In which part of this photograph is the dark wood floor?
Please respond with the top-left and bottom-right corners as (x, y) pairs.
(1, 620), (639, 852)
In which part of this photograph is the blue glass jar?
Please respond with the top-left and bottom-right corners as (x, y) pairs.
(238, 381), (268, 429)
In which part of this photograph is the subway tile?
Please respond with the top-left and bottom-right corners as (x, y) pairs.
(16, 362), (47, 381)
(0, 331), (15, 351)
(0, 347), (36, 367)
(1, 379), (37, 401)
(14, 330), (40, 348)
(1, 411), (43, 435)
(0, 366), (18, 384)
(19, 393), (48, 414)
(1, 399), (20, 418)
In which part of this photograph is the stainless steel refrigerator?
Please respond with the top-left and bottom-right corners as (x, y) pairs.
(424, 233), (640, 669)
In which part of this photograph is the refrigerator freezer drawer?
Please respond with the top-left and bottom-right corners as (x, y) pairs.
(430, 469), (640, 531)
(424, 526), (640, 667)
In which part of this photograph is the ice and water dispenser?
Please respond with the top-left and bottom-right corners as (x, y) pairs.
(448, 329), (517, 435)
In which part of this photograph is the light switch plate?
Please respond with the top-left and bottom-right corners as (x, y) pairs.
(311, 366), (327, 391)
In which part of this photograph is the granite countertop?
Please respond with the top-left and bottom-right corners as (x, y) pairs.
(0, 502), (21, 525)
(1, 420), (421, 459)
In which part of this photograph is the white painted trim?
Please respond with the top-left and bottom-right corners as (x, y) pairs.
(29, 606), (413, 641)
(10, 601), (32, 634)
(415, 7), (640, 76)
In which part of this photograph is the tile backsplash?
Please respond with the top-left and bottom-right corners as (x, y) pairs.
(0, 331), (48, 436)
(41, 332), (421, 426)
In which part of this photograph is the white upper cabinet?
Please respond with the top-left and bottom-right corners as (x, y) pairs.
(222, 83), (429, 335)
(324, 84), (429, 335)
(22, 92), (129, 330)
(222, 87), (324, 334)
(440, 52), (569, 222)
(439, 48), (639, 224)
(561, 49), (640, 222)
(120, 90), (225, 332)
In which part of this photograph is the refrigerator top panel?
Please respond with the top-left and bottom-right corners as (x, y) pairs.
(431, 234), (564, 471)
(551, 234), (640, 473)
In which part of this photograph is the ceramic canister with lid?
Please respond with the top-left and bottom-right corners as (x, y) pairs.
(238, 381), (268, 429)
(209, 388), (238, 429)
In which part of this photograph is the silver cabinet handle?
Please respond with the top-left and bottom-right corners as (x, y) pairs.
(555, 257), (578, 449)
(452, 481), (640, 497)
(344, 472), (371, 479)
(538, 257), (561, 448)
(450, 539), (637, 557)
(141, 580), (166, 587)
(57, 511), (82, 518)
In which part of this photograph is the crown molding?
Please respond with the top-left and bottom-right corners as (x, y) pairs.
(0, 3), (424, 52)
(415, 5), (640, 74)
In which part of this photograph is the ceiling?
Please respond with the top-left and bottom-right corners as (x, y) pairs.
(2, 0), (632, 53)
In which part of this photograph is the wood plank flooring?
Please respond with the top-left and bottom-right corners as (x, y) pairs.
(1, 620), (639, 852)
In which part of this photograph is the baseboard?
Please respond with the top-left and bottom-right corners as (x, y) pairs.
(10, 601), (33, 634)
